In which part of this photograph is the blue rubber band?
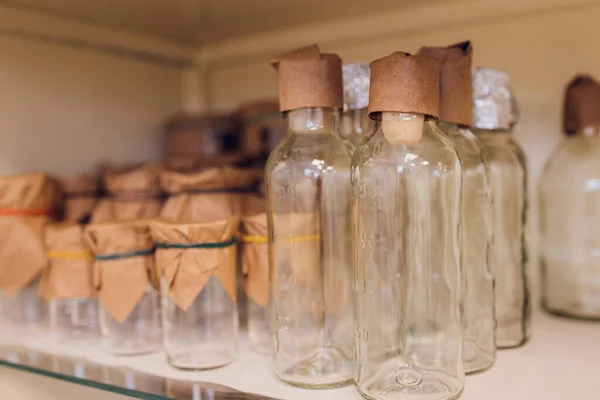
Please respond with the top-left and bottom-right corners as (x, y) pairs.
(156, 238), (237, 250)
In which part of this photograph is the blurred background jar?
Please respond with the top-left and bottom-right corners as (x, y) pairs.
(472, 67), (530, 348)
(340, 62), (374, 150)
(164, 112), (243, 171)
(540, 75), (600, 319)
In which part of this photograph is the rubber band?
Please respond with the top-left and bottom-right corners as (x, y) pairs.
(282, 234), (320, 243)
(0, 208), (53, 217)
(96, 248), (155, 261)
(156, 238), (237, 250)
(240, 235), (268, 244)
(47, 249), (93, 261)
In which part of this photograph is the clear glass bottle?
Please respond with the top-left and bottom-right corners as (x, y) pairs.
(439, 122), (496, 373)
(340, 63), (374, 149)
(266, 107), (354, 388)
(541, 129), (600, 318)
(52, 298), (100, 343)
(100, 286), (162, 355)
(472, 67), (530, 348)
(353, 112), (464, 400)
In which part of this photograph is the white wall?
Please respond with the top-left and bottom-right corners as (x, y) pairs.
(205, 0), (600, 300)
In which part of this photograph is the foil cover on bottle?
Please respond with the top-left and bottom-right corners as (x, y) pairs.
(342, 62), (370, 111)
(473, 67), (519, 130)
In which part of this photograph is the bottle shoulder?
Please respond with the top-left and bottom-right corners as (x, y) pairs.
(541, 136), (600, 186)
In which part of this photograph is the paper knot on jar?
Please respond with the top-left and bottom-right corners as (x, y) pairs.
(240, 195), (268, 308)
(91, 163), (164, 223)
(0, 173), (60, 297)
(84, 220), (156, 323)
(40, 223), (94, 300)
(160, 166), (260, 222)
(149, 216), (239, 311)
(60, 174), (101, 224)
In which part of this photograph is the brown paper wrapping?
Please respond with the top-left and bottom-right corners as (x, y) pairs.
(271, 44), (344, 112)
(160, 166), (259, 222)
(0, 173), (60, 296)
(149, 217), (239, 311)
(417, 41), (473, 127)
(241, 195), (268, 307)
(40, 223), (94, 299)
(61, 174), (100, 223)
(368, 52), (439, 119)
(83, 220), (155, 322)
(563, 75), (600, 135)
(91, 163), (163, 223)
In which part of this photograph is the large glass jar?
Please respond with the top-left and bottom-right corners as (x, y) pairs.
(540, 129), (600, 318)
(266, 107), (354, 388)
(352, 113), (464, 400)
(52, 298), (100, 343)
(472, 67), (530, 348)
(439, 121), (496, 373)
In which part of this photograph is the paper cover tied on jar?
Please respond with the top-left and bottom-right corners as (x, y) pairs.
(159, 166), (259, 223)
(91, 163), (164, 223)
(0, 173), (60, 334)
(149, 216), (239, 369)
(540, 75), (600, 320)
(417, 40), (496, 374)
(60, 174), (101, 224)
(83, 220), (161, 355)
(41, 223), (100, 343)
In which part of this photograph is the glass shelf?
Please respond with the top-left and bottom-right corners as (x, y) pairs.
(0, 345), (277, 400)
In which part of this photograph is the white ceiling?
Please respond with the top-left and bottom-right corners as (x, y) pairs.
(1, 0), (444, 44)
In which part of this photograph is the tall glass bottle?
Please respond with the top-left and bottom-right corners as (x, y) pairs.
(472, 67), (530, 348)
(340, 63), (374, 149)
(418, 42), (495, 374)
(267, 45), (354, 388)
(541, 75), (600, 319)
(353, 52), (464, 400)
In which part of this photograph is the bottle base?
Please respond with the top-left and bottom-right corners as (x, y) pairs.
(274, 347), (353, 389)
(464, 342), (495, 375)
(355, 361), (463, 400)
(544, 304), (600, 321)
(102, 338), (162, 356)
(496, 336), (529, 349)
(166, 349), (236, 370)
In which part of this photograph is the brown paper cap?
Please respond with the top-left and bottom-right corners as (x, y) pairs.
(241, 212), (268, 307)
(417, 41), (473, 127)
(83, 220), (154, 322)
(40, 223), (94, 299)
(271, 44), (343, 112)
(149, 216), (239, 311)
(0, 174), (59, 296)
(563, 75), (600, 134)
(103, 163), (163, 195)
(368, 52), (439, 119)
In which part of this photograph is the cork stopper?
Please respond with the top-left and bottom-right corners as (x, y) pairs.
(368, 52), (439, 119)
(270, 44), (343, 112)
(417, 41), (473, 127)
(343, 62), (370, 111)
(563, 75), (600, 135)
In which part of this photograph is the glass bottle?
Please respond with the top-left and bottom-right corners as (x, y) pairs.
(340, 63), (374, 149)
(52, 298), (100, 343)
(100, 286), (162, 355)
(472, 67), (530, 348)
(266, 107), (354, 388)
(353, 113), (464, 400)
(540, 75), (600, 319)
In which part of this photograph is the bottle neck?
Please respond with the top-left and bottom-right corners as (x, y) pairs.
(377, 112), (429, 146)
(339, 108), (371, 139)
(286, 107), (336, 135)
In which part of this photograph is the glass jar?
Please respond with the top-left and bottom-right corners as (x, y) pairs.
(472, 67), (530, 348)
(1, 279), (47, 336)
(352, 113), (464, 400)
(340, 63), (373, 149)
(439, 121), (496, 373)
(540, 128), (600, 318)
(266, 107), (354, 388)
(99, 285), (162, 355)
(52, 298), (100, 343)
